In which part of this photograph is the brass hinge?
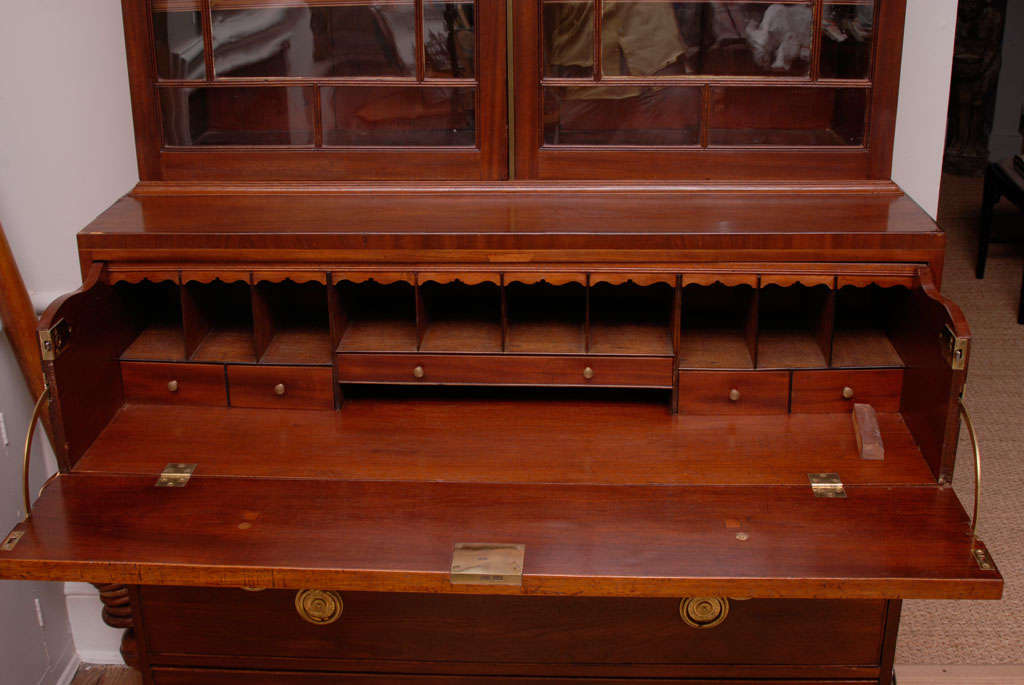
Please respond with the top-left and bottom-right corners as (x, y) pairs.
(450, 543), (525, 586)
(39, 318), (71, 361)
(939, 324), (968, 371)
(156, 463), (197, 488)
(1, 530), (25, 552)
(809, 473), (847, 499)
(973, 545), (995, 571)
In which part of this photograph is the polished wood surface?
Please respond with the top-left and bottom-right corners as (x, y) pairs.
(122, 362), (227, 406)
(0, 223), (45, 402)
(677, 371), (790, 415)
(790, 369), (904, 414)
(73, 402), (934, 486)
(0, 473), (1000, 599)
(226, 365), (334, 410)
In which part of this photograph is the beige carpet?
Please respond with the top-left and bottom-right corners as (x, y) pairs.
(896, 174), (1024, 664)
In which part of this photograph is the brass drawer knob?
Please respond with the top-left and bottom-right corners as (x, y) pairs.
(680, 597), (729, 629)
(728, 388), (741, 402)
(167, 380), (179, 393)
(413, 365), (426, 379)
(295, 589), (343, 625)
(842, 386), (855, 400)
(274, 383), (287, 396)
(582, 366), (595, 380)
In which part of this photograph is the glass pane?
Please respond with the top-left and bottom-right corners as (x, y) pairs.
(159, 87), (315, 146)
(593, 1), (813, 77)
(425, 0), (476, 78)
(543, 86), (701, 145)
(153, 11), (205, 80)
(544, 0), (595, 78)
(708, 87), (867, 146)
(820, 1), (874, 79)
(211, 2), (416, 78)
(321, 87), (476, 146)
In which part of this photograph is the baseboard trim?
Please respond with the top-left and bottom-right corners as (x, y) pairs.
(53, 652), (81, 685)
(75, 649), (127, 666)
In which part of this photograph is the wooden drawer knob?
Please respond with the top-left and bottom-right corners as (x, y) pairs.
(842, 386), (855, 400)
(680, 597), (729, 629)
(274, 383), (287, 396)
(728, 388), (741, 402)
(295, 589), (343, 626)
(167, 380), (179, 393)
(582, 366), (595, 380)
(413, 365), (426, 379)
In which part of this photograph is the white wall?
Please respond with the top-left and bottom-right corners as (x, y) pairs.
(0, 0), (140, 678)
(892, 0), (959, 220)
(0, 0), (959, 673)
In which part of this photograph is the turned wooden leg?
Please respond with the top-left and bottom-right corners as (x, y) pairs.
(92, 583), (140, 669)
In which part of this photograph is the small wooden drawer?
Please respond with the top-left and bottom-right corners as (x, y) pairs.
(122, 362), (226, 406)
(153, 669), (873, 685)
(227, 366), (334, 409)
(337, 354), (673, 388)
(791, 369), (903, 414)
(140, 588), (885, 670)
(677, 371), (790, 415)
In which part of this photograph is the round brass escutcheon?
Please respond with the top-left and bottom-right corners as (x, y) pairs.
(413, 365), (426, 379)
(167, 380), (179, 393)
(679, 597), (729, 629)
(842, 386), (855, 400)
(295, 589), (344, 625)
(583, 366), (595, 380)
(728, 388), (741, 402)
(274, 383), (287, 396)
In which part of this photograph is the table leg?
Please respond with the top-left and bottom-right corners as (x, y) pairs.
(978, 164), (1001, 279)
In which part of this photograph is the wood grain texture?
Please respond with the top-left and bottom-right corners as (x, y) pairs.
(227, 366), (334, 410)
(122, 362), (227, 406)
(0, 474), (1002, 598)
(677, 371), (790, 415)
(791, 369), (904, 414)
(0, 222), (46, 402)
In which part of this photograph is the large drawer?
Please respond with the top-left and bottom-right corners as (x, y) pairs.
(122, 362), (226, 406)
(140, 588), (885, 668)
(153, 670), (874, 685)
(337, 353), (673, 388)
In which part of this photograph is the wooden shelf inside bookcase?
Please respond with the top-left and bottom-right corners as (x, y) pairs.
(832, 330), (904, 368)
(507, 320), (585, 354)
(589, 321), (673, 356)
(192, 328), (257, 363)
(261, 328), (333, 365)
(121, 326), (186, 362)
(757, 330), (827, 369)
(338, 319), (418, 352)
(420, 319), (503, 354)
(678, 329), (754, 369)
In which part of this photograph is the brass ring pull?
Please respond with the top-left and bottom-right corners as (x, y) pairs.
(274, 383), (286, 396)
(679, 597), (729, 629)
(167, 380), (179, 393)
(22, 387), (51, 520)
(842, 386), (854, 400)
(413, 365), (425, 379)
(295, 589), (343, 625)
(728, 388), (741, 402)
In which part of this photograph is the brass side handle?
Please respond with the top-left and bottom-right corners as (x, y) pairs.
(295, 589), (343, 625)
(22, 387), (51, 520)
(728, 388), (740, 402)
(582, 366), (594, 380)
(167, 380), (179, 393)
(413, 365), (425, 379)
(842, 386), (854, 400)
(274, 383), (286, 396)
(680, 597), (729, 629)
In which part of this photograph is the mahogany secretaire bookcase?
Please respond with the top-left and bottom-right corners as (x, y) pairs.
(0, 1), (1003, 683)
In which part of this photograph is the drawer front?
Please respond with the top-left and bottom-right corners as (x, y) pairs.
(122, 362), (226, 406)
(227, 366), (334, 409)
(677, 371), (790, 415)
(337, 354), (673, 388)
(141, 588), (884, 668)
(791, 369), (903, 414)
(154, 670), (873, 685)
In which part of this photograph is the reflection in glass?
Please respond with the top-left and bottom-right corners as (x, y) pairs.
(153, 11), (205, 80)
(211, 3), (416, 78)
(544, 86), (701, 145)
(820, 2), (874, 79)
(425, 1), (476, 78)
(321, 87), (476, 146)
(159, 87), (315, 146)
(543, 2), (813, 78)
(709, 87), (867, 146)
